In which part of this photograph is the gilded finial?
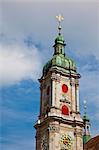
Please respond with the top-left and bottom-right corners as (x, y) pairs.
(56, 14), (64, 35)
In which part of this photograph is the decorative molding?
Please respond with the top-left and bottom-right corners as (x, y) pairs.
(51, 73), (61, 82)
(48, 125), (59, 132)
(74, 129), (83, 137)
(77, 131), (83, 137)
(75, 79), (79, 86)
(69, 79), (75, 86)
(61, 77), (69, 82)
(60, 98), (70, 104)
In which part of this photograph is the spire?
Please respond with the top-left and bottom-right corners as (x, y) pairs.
(53, 14), (66, 56)
(83, 100), (87, 119)
(83, 100), (91, 145)
(83, 100), (89, 122)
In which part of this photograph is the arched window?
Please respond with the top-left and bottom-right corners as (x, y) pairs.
(62, 105), (69, 115)
(62, 84), (68, 93)
(47, 86), (50, 95)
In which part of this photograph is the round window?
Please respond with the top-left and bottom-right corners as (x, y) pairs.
(62, 84), (68, 93)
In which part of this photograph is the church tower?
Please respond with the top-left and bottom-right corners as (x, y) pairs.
(34, 15), (84, 150)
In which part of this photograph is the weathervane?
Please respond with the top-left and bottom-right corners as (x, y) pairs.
(56, 14), (64, 35)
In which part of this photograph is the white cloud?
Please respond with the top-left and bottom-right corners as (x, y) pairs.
(1, 0), (98, 57)
(0, 44), (42, 86)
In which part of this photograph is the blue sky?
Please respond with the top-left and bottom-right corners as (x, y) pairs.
(0, 0), (99, 149)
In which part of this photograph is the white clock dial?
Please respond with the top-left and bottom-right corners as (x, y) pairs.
(41, 135), (47, 150)
(60, 134), (72, 149)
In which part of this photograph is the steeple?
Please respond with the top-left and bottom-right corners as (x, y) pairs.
(83, 100), (91, 144)
(43, 14), (77, 77)
(53, 14), (66, 56)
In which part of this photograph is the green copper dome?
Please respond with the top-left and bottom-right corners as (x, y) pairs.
(83, 135), (91, 144)
(43, 32), (78, 76)
(43, 54), (77, 75)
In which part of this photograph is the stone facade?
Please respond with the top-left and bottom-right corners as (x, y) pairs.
(35, 70), (84, 150)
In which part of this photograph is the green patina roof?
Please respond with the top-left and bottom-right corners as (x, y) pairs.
(55, 34), (64, 45)
(83, 113), (90, 122)
(43, 33), (77, 76)
(43, 53), (77, 75)
(83, 135), (91, 144)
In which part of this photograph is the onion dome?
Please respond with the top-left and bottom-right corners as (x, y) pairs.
(43, 14), (79, 78)
(43, 54), (77, 76)
(43, 34), (77, 76)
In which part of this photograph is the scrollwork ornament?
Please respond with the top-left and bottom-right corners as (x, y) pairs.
(51, 73), (61, 82)
(48, 125), (59, 132)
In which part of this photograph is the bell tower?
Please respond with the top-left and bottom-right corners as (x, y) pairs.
(34, 15), (83, 150)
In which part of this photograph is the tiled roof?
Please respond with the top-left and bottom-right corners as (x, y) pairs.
(84, 135), (99, 150)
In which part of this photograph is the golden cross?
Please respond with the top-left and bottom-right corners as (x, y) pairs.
(56, 14), (64, 23)
(56, 14), (64, 34)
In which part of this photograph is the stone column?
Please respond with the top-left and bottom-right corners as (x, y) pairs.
(72, 82), (76, 112)
(51, 79), (55, 107)
(48, 125), (59, 150)
(76, 84), (80, 112)
(76, 129), (83, 150)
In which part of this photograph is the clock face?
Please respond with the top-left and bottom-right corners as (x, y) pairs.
(41, 135), (47, 150)
(62, 84), (68, 93)
(60, 134), (72, 149)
